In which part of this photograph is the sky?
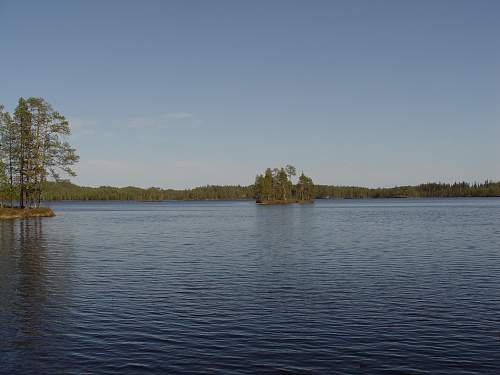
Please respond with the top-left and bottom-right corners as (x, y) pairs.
(0, 0), (499, 188)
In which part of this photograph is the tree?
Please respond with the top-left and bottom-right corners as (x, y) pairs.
(0, 97), (79, 208)
(24, 97), (79, 207)
(254, 174), (264, 201)
(300, 173), (314, 200)
(12, 98), (33, 208)
(297, 172), (307, 200)
(0, 160), (8, 207)
(263, 168), (273, 201)
(285, 164), (296, 181)
(277, 168), (291, 200)
(0, 105), (16, 207)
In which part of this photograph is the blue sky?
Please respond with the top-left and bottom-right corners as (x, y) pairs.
(1, 0), (499, 188)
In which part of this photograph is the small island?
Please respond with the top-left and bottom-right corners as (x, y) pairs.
(0, 207), (55, 220)
(254, 165), (315, 205)
(0, 97), (79, 219)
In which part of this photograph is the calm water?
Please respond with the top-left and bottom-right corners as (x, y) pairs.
(1, 199), (500, 374)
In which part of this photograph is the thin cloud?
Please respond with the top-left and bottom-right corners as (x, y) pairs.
(128, 112), (198, 129)
(166, 112), (193, 119)
(69, 118), (98, 137)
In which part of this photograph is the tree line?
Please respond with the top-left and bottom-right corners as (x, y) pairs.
(254, 165), (315, 202)
(40, 181), (255, 201)
(315, 181), (500, 199)
(0, 98), (79, 208)
(37, 180), (500, 201)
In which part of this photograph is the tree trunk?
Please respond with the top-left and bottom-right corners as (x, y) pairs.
(19, 171), (24, 208)
(8, 140), (13, 208)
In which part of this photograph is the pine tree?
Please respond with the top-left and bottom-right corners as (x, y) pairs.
(0, 160), (8, 207)
(0, 98), (79, 208)
(254, 174), (264, 201)
(24, 97), (79, 207)
(263, 168), (273, 201)
(0, 107), (16, 206)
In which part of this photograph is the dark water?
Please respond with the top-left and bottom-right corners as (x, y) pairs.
(1, 199), (500, 374)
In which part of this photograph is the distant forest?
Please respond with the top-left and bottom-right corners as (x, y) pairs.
(41, 180), (500, 201)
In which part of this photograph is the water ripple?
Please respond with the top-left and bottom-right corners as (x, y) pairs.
(1, 199), (500, 374)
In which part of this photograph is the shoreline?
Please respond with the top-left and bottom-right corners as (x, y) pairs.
(256, 199), (314, 205)
(0, 207), (56, 220)
(38, 196), (500, 203)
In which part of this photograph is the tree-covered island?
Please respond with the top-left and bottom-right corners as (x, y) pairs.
(0, 97), (79, 219)
(254, 165), (315, 204)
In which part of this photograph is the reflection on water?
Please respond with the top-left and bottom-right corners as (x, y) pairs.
(1, 199), (500, 374)
(2, 220), (47, 341)
(1, 218), (75, 374)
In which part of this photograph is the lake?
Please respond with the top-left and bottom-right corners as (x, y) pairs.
(1, 199), (500, 374)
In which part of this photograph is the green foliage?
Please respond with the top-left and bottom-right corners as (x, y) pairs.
(254, 165), (314, 202)
(40, 180), (500, 202)
(0, 160), (8, 206)
(0, 97), (79, 207)
(0, 161), (6, 184)
(0, 106), (15, 206)
(315, 181), (500, 198)
(298, 172), (314, 201)
(285, 165), (296, 180)
(41, 181), (255, 201)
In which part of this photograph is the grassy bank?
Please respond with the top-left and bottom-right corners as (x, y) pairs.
(0, 207), (55, 220)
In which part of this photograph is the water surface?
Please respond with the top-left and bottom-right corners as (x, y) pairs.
(1, 199), (500, 374)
